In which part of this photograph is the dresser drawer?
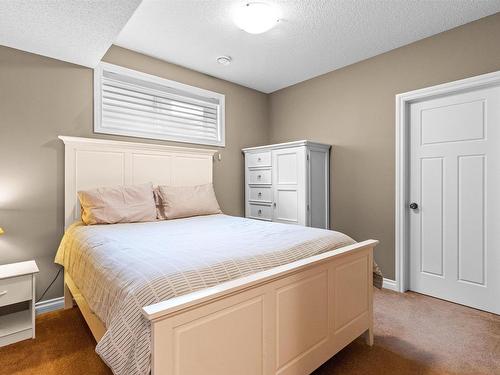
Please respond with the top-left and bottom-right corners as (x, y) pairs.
(248, 186), (272, 202)
(248, 203), (273, 221)
(0, 275), (32, 307)
(248, 169), (271, 185)
(247, 151), (271, 167)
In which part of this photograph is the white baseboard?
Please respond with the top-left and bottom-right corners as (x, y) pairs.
(35, 296), (64, 315)
(382, 278), (398, 292)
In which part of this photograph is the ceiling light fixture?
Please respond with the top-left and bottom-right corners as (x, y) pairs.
(216, 55), (232, 65)
(234, 2), (280, 34)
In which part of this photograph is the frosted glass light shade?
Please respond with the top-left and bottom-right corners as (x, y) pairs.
(234, 2), (279, 34)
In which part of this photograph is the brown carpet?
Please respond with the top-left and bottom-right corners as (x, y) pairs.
(1, 289), (499, 375)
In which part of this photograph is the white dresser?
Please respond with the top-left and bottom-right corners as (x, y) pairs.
(243, 140), (330, 228)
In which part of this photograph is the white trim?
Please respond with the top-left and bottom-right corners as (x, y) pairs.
(94, 62), (226, 147)
(35, 297), (64, 315)
(382, 278), (398, 292)
(395, 70), (500, 293)
(242, 140), (330, 153)
(58, 135), (216, 156)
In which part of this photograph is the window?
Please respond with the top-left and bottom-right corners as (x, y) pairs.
(94, 63), (225, 147)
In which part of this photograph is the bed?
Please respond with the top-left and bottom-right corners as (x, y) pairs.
(57, 136), (379, 375)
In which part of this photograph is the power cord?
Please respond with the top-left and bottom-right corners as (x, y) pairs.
(36, 268), (62, 303)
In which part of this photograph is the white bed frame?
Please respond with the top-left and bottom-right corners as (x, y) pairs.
(59, 136), (378, 375)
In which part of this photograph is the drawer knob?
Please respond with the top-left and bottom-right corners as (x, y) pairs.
(258, 209), (262, 215)
(0, 290), (7, 297)
(257, 174), (262, 179)
(258, 157), (261, 162)
(258, 192), (262, 197)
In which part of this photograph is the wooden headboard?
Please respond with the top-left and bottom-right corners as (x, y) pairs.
(59, 136), (216, 229)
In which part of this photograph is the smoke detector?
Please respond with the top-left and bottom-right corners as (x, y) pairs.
(216, 56), (232, 66)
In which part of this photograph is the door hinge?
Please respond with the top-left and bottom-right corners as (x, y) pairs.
(307, 204), (310, 211)
(307, 154), (309, 161)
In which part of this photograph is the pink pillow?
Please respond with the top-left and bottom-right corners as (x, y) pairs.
(157, 183), (222, 220)
(78, 183), (157, 225)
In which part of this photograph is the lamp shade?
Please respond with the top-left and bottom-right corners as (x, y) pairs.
(0, 227), (4, 235)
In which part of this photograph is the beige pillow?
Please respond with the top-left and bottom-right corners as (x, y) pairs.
(78, 183), (157, 225)
(157, 183), (222, 220)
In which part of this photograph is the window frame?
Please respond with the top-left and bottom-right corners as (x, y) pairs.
(94, 62), (225, 147)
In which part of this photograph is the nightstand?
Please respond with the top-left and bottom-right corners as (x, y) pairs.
(0, 260), (39, 347)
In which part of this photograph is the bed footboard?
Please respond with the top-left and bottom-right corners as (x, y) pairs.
(143, 240), (377, 375)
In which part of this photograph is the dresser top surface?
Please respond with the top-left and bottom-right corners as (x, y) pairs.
(242, 140), (331, 153)
(0, 260), (39, 280)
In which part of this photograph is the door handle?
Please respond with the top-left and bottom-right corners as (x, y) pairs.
(0, 291), (7, 297)
(409, 202), (418, 210)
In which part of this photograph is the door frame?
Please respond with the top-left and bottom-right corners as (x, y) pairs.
(395, 70), (500, 293)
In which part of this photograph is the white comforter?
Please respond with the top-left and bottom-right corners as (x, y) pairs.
(55, 214), (355, 375)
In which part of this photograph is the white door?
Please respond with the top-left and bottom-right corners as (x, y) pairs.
(409, 85), (500, 314)
(272, 147), (306, 225)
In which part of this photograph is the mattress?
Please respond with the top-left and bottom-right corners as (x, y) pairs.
(55, 214), (359, 375)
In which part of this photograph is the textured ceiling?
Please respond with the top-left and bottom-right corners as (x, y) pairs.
(0, 0), (141, 67)
(116, 0), (500, 93)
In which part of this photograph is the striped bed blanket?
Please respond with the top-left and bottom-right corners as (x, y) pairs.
(55, 214), (381, 375)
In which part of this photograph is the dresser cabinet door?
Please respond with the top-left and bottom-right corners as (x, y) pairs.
(271, 147), (307, 225)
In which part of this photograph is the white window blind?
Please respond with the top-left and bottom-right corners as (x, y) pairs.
(94, 63), (225, 146)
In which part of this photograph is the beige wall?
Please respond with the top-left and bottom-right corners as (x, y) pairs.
(268, 13), (500, 279)
(0, 45), (269, 301)
(1, 13), (499, 301)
